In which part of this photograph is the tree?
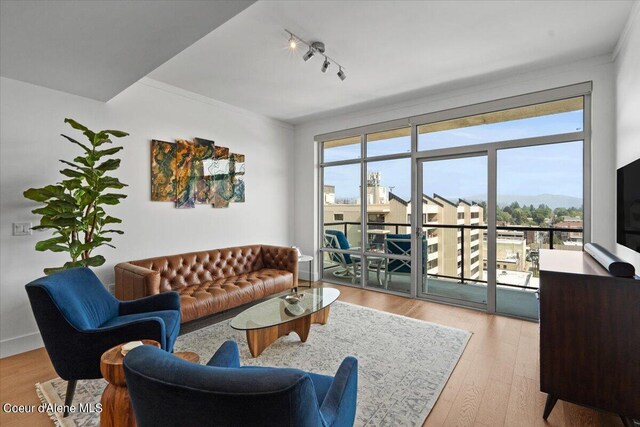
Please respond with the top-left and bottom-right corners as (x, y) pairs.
(554, 207), (569, 219)
(24, 119), (128, 274)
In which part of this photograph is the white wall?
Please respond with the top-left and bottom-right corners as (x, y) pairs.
(0, 77), (295, 357)
(293, 55), (617, 280)
(614, 6), (640, 271)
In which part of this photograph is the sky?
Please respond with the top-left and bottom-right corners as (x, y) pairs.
(323, 109), (584, 203)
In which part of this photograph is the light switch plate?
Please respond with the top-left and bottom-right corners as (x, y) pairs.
(12, 222), (32, 236)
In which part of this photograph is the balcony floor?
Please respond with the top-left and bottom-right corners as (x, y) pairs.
(322, 265), (539, 320)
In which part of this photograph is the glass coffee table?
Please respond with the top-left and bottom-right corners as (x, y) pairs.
(230, 287), (340, 357)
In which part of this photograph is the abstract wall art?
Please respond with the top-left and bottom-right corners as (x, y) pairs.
(150, 138), (245, 208)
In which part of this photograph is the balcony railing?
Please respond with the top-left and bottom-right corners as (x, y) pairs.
(323, 221), (583, 290)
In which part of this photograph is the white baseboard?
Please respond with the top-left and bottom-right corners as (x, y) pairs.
(0, 331), (43, 358)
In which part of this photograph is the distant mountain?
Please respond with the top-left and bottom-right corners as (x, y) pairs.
(461, 194), (583, 209)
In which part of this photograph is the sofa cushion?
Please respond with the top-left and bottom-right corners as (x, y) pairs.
(178, 269), (293, 323)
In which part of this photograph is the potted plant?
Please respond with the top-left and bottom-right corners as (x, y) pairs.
(24, 118), (128, 274)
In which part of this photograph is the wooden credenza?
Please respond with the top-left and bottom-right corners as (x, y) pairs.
(539, 249), (640, 426)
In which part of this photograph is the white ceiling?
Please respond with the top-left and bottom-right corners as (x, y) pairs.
(0, 0), (254, 101)
(148, 0), (634, 124)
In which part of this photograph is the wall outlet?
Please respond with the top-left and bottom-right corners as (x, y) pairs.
(12, 222), (32, 236)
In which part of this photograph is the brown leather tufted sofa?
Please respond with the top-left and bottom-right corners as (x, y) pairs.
(114, 245), (298, 323)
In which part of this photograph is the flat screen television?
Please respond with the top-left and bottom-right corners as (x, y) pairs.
(617, 157), (640, 253)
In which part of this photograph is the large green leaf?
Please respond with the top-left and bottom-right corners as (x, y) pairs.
(60, 168), (84, 178)
(101, 229), (124, 234)
(35, 237), (68, 252)
(83, 255), (106, 267)
(64, 118), (89, 133)
(44, 266), (67, 275)
(95, 130), (129, 141)
(95, 146), (123, 158)
(31, 206), (59, 216)
(74, 156), (95, 167)
(103, 130), (129, 138)
(60, 134), (91, 153)
(49, 199), (77, 210)
(96, 193), (126, 205)
(64, 118), (95, 142)
(96, 176), (127, 191)
(61, 178), (83, 190)
(103, 216), (122, 225)
(24, 188), (51, 202)
(95, 158), (120, 172)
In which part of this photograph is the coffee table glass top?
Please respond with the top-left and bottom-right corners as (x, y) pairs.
(230, 287), (340, 330)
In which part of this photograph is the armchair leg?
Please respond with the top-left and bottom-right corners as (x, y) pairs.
(63, 380), (77, 417)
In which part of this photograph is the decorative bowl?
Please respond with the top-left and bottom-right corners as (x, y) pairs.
(285, 293), (304, 304)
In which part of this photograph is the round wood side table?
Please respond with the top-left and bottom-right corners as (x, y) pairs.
(100, 340), (200, 427)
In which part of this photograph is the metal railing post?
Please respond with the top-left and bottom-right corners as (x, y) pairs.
(460, 227), (465, 284)
(549, 229), (554, 250)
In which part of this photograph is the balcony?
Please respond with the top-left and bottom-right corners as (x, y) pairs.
(322, 221), (583, 320)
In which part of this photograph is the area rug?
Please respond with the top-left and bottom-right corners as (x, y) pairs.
(36, 300), (471, 427)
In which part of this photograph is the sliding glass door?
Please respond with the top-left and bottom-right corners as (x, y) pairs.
(417, 155), (488, 308)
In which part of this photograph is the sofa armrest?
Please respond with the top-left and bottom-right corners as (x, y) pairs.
(261, 245), (298, 287)
(206, 340), (240, 368)
(320, 356), (358, 427)
(115, 262), (161, 301)
(119, 291), (180, 316)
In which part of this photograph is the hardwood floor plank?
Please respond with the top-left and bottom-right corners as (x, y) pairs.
(474, 379), (511, 426)
(504, 374), (539, 427)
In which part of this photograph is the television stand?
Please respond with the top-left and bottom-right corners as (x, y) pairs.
(539, 249), (639, 426)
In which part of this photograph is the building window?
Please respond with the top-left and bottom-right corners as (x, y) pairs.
(458, 212), (465, 220)
(334, 213), (344, 221)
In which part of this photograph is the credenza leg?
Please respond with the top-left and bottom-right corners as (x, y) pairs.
(542, 394), (558, 419)
(620, 415), (636, 427)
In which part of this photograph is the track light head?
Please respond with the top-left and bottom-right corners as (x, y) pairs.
(302, 48), (314, 61)
(321, 58), (330, 73)
(337, 67), (346, 81)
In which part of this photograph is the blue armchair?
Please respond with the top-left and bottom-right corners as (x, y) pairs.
(124, 340), (358, 427)
(25, 267), (180, 416)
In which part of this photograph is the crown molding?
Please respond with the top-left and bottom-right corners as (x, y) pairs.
(612, 1), (640, 61)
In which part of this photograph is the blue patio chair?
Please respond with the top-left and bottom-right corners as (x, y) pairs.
(124, 340), (358, 427)
(324, 229), (360, 283)
(25, 267), (180, 416)
(384, 234), (427, 289)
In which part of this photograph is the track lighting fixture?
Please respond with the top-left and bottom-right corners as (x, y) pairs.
(285, 29), (346, 82)
(321, 58), (330, 73)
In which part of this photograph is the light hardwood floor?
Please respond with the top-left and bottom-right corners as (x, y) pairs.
(0, 283), (625, 427)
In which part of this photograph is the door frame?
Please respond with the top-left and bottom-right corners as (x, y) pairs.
(414, 152), (492, 311)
